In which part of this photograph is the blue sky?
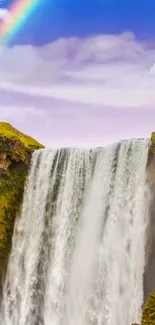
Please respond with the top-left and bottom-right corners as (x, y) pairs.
(0, 0), (155, 147)
(1, 0), (155, 45)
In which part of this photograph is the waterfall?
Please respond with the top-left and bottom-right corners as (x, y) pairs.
(0, 140), (150, 325)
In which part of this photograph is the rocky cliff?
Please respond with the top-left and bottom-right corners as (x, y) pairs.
(0, 122), (44, 288)
(140, 133), (155, 325)
(144, 133), (155, 304)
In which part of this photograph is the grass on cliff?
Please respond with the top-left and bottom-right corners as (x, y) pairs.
(0, 122), (44, 276)
(151, 132), (155, 145)
(0, 122), (44, 151)
(142, 289), (155, 325)
(0, 166), (28, 255)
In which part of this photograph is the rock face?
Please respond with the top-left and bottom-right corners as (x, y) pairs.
(141, 133), (155, 325)
(0, 153), (11, 170)
(144, 133), (155, 303)
(0, 122), (44, 288)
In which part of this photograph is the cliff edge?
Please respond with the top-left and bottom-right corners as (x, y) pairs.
(0, 122), (44, 285)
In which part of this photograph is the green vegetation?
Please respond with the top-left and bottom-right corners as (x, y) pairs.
(0, 166), (28, 267)
(0, 122), (44, 282)
(151, 132), (155, 145)
(150, 132), (155, 154)
(0, 122), (44, 163)
(130, 290), (155, 325)
(142, 290), (155, 325)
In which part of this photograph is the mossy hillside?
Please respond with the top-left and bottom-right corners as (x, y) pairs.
(0, 166), (28, 265)
(142, 289), (155, 325)
(149, 132), (155, 155)
(0, 122), (44, 280)
(0, 122), (44, 163)
(147, 132), (155, 181)
(151, 132), (155, 144)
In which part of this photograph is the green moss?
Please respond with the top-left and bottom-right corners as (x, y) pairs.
(0, 122), (43, 150)
(142, 290), (155, 325)
(0, 122), (44, 282)
(151, 132), (155, 145)
(0, 167), (27, 253)
(150, 132), (155, 155)
(0, 122), (44, 163)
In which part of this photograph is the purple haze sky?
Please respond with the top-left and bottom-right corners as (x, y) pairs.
(0, 2), (155, 146)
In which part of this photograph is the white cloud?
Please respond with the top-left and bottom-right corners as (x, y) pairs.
(0, 33), (155, 146)
(0, 8), (10, 21)
(0, 105), (45, 122)
(0, 33), (155, 108)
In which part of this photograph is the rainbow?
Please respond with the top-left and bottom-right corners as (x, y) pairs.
(0, 0), (41, 46)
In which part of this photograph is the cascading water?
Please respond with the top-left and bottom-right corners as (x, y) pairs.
(0, 140), (150, 325)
